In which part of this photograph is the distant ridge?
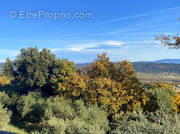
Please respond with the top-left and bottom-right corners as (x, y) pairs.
(154, 59), (180, 64)
(76, 61), (180, 74)
(1, 59), (180, 74)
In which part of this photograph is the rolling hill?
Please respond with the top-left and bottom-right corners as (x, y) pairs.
(76, 62), (180, 74)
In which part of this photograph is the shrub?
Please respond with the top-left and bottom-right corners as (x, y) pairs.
(144, 87), (175, 113)
(15, 94), (109, 134)
(16, 92), (45, 123)
(40, 97), (110, 134)
(41, 117), (67, 134)
(44, 96), (75, 120)
(144, 83), (180, 113)
(0, 91), (11, 106)
(110, 109), (180, 134)
(173, 93), (180, 113)
(0, 103), (12, 128)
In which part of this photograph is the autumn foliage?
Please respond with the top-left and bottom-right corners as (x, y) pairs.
(54, 53), (147, 120)
(0, 76), (11, 87)
(155, 34), (180, 48)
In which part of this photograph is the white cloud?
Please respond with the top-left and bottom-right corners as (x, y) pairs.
(67, 47), (85, 52)
(50, 40), (124, 53)
(104, 40), (123, 46)
(50, 48), (64, 52)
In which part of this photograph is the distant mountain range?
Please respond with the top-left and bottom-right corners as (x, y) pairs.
(153, 59), (180, 64)
(1, 59), (180, 74)
(76, 59), (180, 74)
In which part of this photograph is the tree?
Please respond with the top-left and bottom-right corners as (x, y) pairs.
(83, 53), (147, 120)
(85, 53), (114, 78)
(155, 34), (180, 48)
(155, 19), (180, 48)
(85, 53), (141, 91)
(113, 60), (140, 90)
(4, 47), (76, 94)
(3, 58), (13, 77)
(53, 72), (87, 99)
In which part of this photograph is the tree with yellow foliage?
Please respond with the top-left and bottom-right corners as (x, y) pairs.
(85, 77), (146, 120)
(54, 53), (147, 120)
(83, 53), (147, 120)
(0, 76), (11, 87)
(85, 53), (114, 78)
(54, 72), (87, 100)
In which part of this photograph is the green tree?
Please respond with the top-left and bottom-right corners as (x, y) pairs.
(4, 47), (76, 94)
(3, 58), (13, 77)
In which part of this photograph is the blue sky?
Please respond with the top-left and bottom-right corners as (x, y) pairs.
(1, 0), (180, 63)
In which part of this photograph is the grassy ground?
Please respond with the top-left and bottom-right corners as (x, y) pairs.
(137, 73), (180, 83)
(1, 124), (28, 134)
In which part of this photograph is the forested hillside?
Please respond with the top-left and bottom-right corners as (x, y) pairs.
(76, 62), (180, 74)
(132, 62), (180, 74)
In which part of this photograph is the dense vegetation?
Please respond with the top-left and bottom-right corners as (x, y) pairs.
(0, 47), (180, 134)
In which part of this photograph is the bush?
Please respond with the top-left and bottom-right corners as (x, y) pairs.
(144, 83), (180, 113)
(0, 103), (12, 128)
(40, 97), (110, 134)
(16, 92), (45, 123)
(144, 87), (175, 113)
(44, 96), (75, 120)
(110, 109), (180, 134)
(173, 93), (180, 113)
(41, 117), (67, 134)
(0, 91), (11, 106)
(15, 94), (109, 133)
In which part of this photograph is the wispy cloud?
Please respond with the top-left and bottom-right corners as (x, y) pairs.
(104, 40), (123, 46)
(101, 22), (180, 35)
(50, 40), (175, 63)
(50, 40), (162, 54)
(102, 13), (152, 24)
(102, 6), (180, 24)
(51, 40), (124, 52)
